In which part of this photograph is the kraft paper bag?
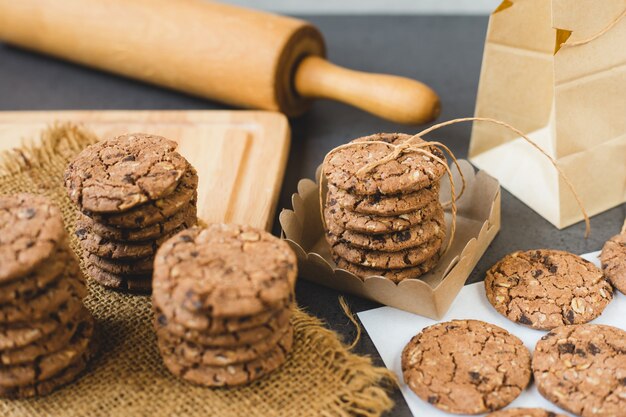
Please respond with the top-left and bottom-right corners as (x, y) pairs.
(469, 0), (626, 229)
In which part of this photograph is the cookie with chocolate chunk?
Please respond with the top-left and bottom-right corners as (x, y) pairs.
(600, 229), (626, 294)
(333, 253), (440, 283)
(487, 409), (568, 417)
(485, 250), (613, 330)
(533, 324), (626, 417)
(64, 133), (188, 213)
(402, 319), (531, 414)
(323, 133), (446, 195)
(0, 194), (65, 283)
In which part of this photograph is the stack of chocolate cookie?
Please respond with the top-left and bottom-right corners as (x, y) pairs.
(323, 133), (447, 282)
(0, 194), (94, 398)
(64, 133), (198, 293)
(152, 224), (297, 387)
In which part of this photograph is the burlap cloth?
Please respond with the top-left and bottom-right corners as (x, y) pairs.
(0, 124), (395, 417)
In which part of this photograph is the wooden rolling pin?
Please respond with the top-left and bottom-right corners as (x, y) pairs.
(0, 0), (440, 124)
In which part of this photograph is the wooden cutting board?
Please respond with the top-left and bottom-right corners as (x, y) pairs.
(0, 110), (290, 231)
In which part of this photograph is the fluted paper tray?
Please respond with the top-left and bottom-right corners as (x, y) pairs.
(280, 160), (501, 319)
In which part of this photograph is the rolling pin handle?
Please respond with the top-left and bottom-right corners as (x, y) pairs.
(294, 56), (440, 125)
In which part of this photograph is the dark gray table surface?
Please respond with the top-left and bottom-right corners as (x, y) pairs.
(1, 15), (623, 417)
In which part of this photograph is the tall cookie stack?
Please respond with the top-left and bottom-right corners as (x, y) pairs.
(64, 133), (198, 293)
(0, 194), (95, 398)
(323, 133), (447, 282)
(152, 224), (296, 387)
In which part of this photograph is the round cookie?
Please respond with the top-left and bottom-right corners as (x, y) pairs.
(326, 211), (445, 252)
(0, 245), (70, 304)
(85, 263), (152, 293)
(600, 230), (626, 294)
(324, 133), (447, 195)
(487, 409), (568, 417)
(325, 197), (443, 234)
(485, 250), (614, 330)
(64, 133), (188, 213)
(152, 224), (297, 318)
(159, 327), (293, 387)
(158, 324), (293, 367)
(402, 319), (531, 414)
(334, 253), (440, 283)
(0, 307), (92, 365)
(0, 194), (65, 283)
(84, 251), (154, 275)
(532, 324), (626, 417)
(328, 183), (440, 216)
(88, 166), (198, 228)
(331, 236), (443, 270)
(0, 295), (84, 350)
(158, 305), (292, 346)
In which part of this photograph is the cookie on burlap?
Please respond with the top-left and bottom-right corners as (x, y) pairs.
(331, 236), (443, 270)
(328, 183), (440, 216)
(487, 409), (568, 417)
(0, 194), (65, 283)
(326, 211), (444, 252)
(323, 133), (446, 195)
(158, 327), (293, 387)
(402, 319), (531, 414)
(325, 197), (442, 234)
(77, 202), (197, 242)
(600, 229), (626, 294)
(64, 133), (188, 213)
(85, 263), (152, 293)
(532, 324), (626, 417)
(153, 224), (297, 318)
(485, 250), (613, 330)
(85, 251), (154, 275)
(333, 253), (440, 283)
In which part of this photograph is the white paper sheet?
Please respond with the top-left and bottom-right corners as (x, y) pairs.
(357, 251), (626, 417)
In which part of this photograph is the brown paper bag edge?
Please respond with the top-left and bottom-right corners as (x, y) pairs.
(279, 160), (501, 320)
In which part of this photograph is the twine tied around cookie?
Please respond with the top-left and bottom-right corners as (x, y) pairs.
(560, 7), (626, 49)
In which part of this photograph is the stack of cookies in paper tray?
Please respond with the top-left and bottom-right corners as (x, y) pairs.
(64, 133), (198, 293)
(152, 224), (297, 387)
(322, 133), (447, 282)
(0, 194), (94, 398)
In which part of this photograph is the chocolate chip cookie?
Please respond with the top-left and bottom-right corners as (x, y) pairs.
(0, 194), (65, 283)
(533, 324), (626, 417)
(85, 263), (152, 293)
(64, 133), (188, 213)
(153, 224), (297, 318)
(84, 251), (153, 275)
(324, 133), (446, 195)
(402, 319), (531, 414)
(328, 183), (440, 216)
(600, 230), (626, 294)
(334, 253), (440, 282)
(487, 409), (568, 417)
(485, 250), (613, 330)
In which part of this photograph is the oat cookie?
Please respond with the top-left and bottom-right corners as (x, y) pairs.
(324, 133), (446, 195)
(0, 194), (65, 283)
(402, 319), (531, 414)
(325, 197), (442, 234)
(600, 230), (626, 294)
(159, 328), (293, 387)
(331, 236), (442, 270)
(532, 324), (626, 417)
(326, 212), (444, 252)
(333, 253), (440, 283)
(328, 183), (440, 216)
(87, 166), (198, 228)
(153, 225), (297, 318)
(487, 409), (568, 417)
(485, 250), (613, 330)
(158, 305), (292, 346)
(85, 263), (152, 293)
(65, 133), (188, 213)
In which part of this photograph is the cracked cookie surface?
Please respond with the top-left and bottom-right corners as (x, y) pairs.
(532, 324), (626, 417)
(333, 253), (440, 282)
(0, 194), (65, 283)
(600, 231), (626, 294)
(324, 133), (446, 195)
(64, 133), (188, 213)
(485, 250), (613, 330)
(486, 408), (568, 417)
(402, 319), (531, 414)
(152, 224), (297, 318)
